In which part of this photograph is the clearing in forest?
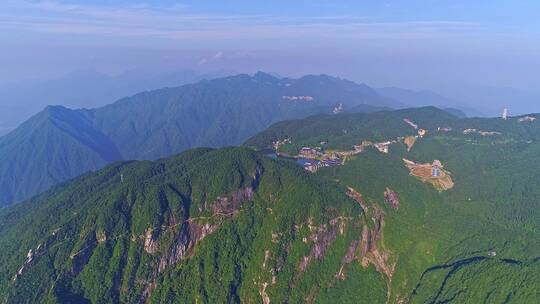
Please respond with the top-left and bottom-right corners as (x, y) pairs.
(403, 136), (417, 152)
(403, 159), (454, 191)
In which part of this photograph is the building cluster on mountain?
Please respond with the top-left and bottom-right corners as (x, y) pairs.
(272, 138), (291, 150)
(281, 95), (314, 102)
(300, 147), (344, 172)
(274, 113), (529, 174)
(437, 127), (453, 132)
(431, 160), (443, 177)
(518, 116), (537, 123)
(462, 128), (501, 136)
(373, 141), (393, 154)
(303, 157), (343, 172)
(299, 147), (322, 158)
(297, 139), (397, 172)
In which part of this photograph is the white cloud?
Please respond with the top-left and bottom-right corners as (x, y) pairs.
(0, 0), (490, 44)
(198, 51), (225, 65)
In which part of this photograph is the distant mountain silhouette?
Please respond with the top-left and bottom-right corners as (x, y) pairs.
(0, 69), (228, 131)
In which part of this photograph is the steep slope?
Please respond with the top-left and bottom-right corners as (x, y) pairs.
(245, 108), (540, 303)
(0, 147), (387, 303)
(0, 72), (396, 206)
(0, 106), (122, 204)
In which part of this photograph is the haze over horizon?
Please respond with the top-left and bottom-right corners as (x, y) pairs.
(2, 3), (540, 302)
(1, 0), (540, 128)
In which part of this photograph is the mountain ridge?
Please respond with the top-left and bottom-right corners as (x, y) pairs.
(0, 147), (387, 303)
(2, 114), (539, 302)
(0, 72), (398, 206)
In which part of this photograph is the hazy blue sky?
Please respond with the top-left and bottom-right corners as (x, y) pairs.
(1, 0), (540, 90)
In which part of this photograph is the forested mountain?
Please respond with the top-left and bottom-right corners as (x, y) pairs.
(89, 72), (393, 160)
(0, 147), (383, 303)
(245, 106), (540, 303)
(246, 106), (540, 152)
(0, 106), (122, 205)
(2, 106), (540, 303)
(245, 107), (458, 150)
(0, 72), (395, 207)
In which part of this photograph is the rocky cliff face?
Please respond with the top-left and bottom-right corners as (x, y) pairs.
(158, 187), (255, 271)
(345, 186), (397, 301)
(3, 148), (405, 303)
(139, 172), (261, 301)
(346, 186), (368, 211)
(299, 217), (349, 272)
(335, 239), (360, 280)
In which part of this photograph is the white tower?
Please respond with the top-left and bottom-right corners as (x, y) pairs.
(502, 108), (508, 120)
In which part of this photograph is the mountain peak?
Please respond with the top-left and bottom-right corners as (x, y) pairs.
(43, 104), (71, 115)
(253, 71), (279, 79)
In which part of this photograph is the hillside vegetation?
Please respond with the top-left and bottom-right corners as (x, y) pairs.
(246, 107), (540, 303)
(2, 107), (539, 303)
(0, 148), (389, 303)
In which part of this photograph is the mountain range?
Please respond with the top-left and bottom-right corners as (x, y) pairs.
(0, 72), (402, 206)
(1, 107), (538, 303)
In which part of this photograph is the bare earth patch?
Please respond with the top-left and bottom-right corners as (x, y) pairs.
(404, 136), (417, 152)
(403, 159), (454, 191)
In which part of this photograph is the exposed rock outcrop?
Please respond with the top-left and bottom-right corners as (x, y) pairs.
(259, 282), (270, 304)
(96, 231), (107, 244)
(299, 217), (348, 272)
(158, 220), (218, 273)
(139, 173), (262, 302)
(143, 228), (158, 254)
(71, 239), (97, 276)
(335, 240), (360, 280)
(359, 206), (396, 302)
(206, 186), (254, 216)
(13, 249), (34, 281)
(14, 230), (61, 281)
(150, 168), (262, 273)
(346, 186), (368, 211)
(345, 187), (395, 283)
(404, 136), (417, 152)
(263, 250), (270, 269)
(157, 185), (255, 272)
(383, 188), (400, 209)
